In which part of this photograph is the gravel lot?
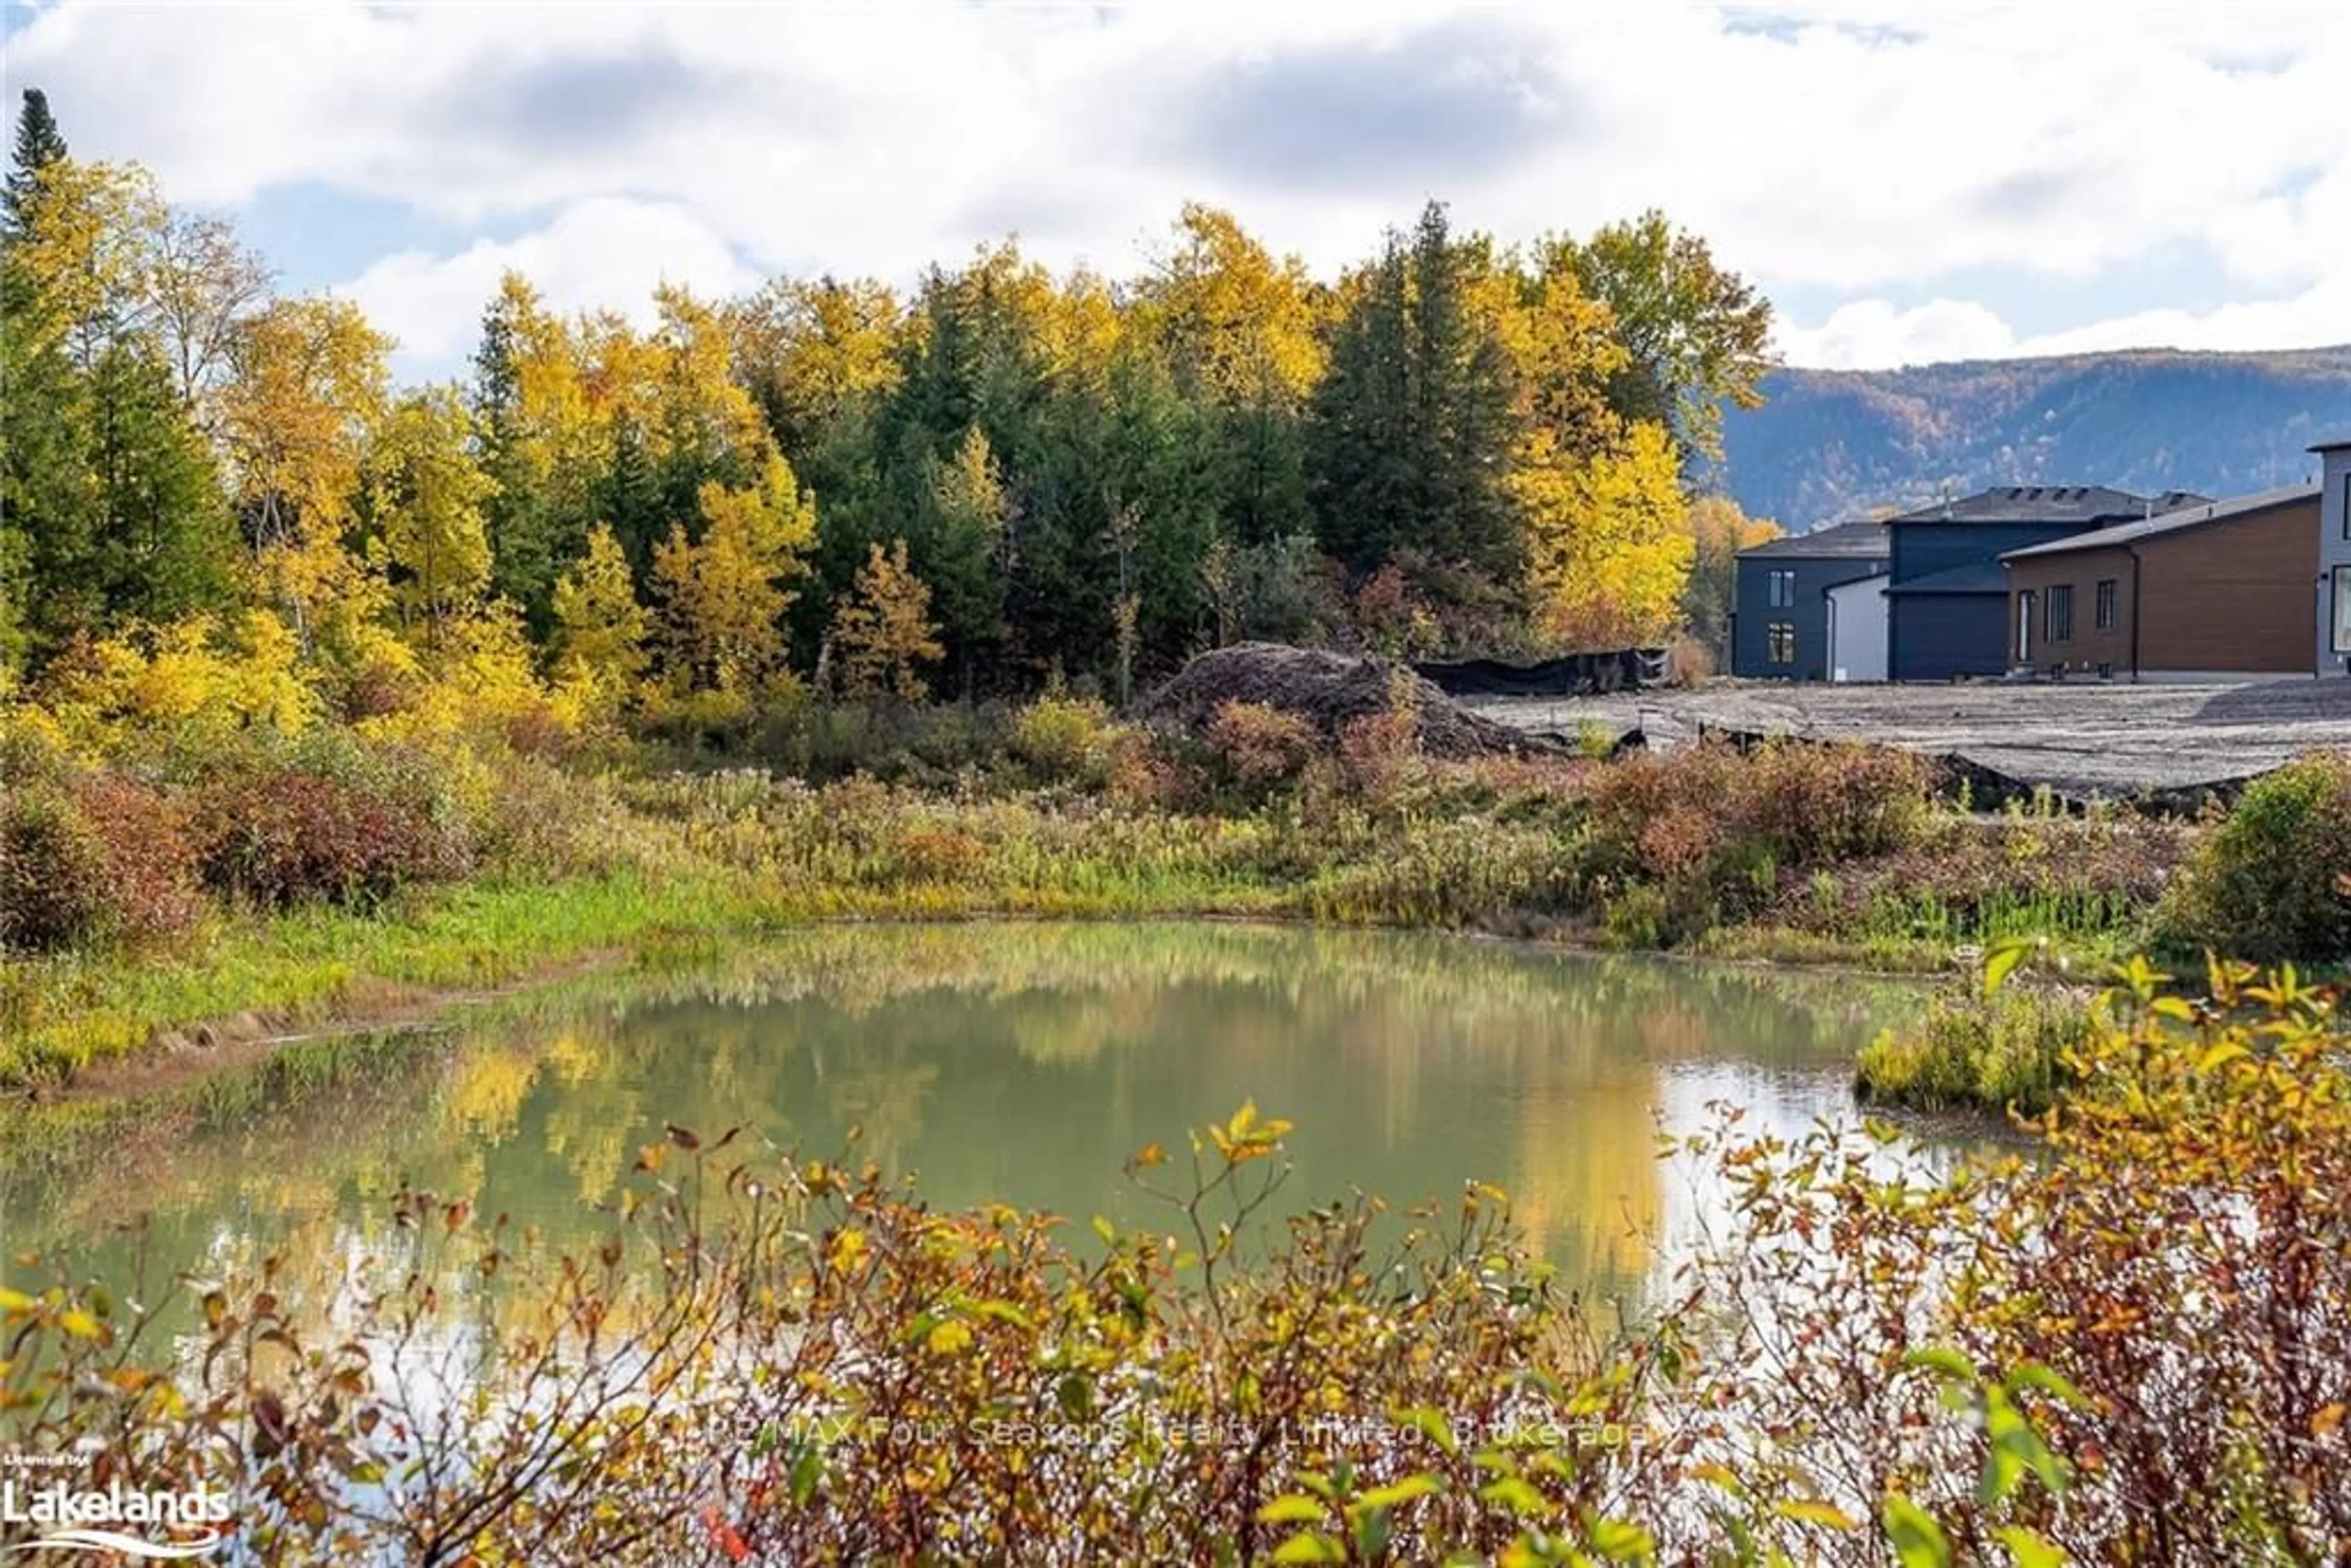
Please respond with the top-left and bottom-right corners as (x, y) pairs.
(1470, 679), (2351, 796)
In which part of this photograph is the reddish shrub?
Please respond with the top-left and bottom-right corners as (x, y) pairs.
(0, 784), (112, 952)
(1204, 701), (1318, 795)
(1335, 709), (1421, 805)
(1585, 739), (1929, 880)
(0, 774), (202, 953)
(0, 776), (202, 959)
(73, 774), (203, 945)
(192, 761), (471, 911)
(1105, 733), (1209, 813)
(887, 828), (989, 884)
(1579, 739), (1932, 938)
(503, 700), (576, 763)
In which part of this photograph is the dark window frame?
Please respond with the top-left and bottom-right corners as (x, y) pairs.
(2045, 583), (2074, 644)
(2094, 578), (2117, 632)
(1766, 621), (1796, 664)
(1767, 569), (1797, 609)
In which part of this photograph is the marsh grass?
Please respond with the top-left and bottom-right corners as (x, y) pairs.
(2, 706), (2206, 1089)
(1853, 978), (2092, 1114)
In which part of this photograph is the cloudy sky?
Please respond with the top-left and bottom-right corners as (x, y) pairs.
(7, 1), (2349, 381)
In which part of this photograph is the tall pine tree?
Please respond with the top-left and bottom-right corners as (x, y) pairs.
(2, 89), (67, 236)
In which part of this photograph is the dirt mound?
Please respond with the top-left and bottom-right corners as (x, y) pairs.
(1133, 643), (1551, 760)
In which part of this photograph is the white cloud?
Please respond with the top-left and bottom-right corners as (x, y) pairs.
(1777, 298), (2021, 369)
(9, 0), (2351, 372)
(341, 200), (757, 378)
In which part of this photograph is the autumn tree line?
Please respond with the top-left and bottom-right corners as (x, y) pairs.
(0, 89), (1781, 731)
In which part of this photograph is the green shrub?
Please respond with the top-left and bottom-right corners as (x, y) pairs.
(2156, 753), (2351, 962)
(754, 699), (1006, 786)
(1854, 980), (2088, 1113)
(1009, 695), (1119, 788)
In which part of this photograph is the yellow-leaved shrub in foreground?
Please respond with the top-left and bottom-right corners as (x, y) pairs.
(2, 959), (2342, 1564)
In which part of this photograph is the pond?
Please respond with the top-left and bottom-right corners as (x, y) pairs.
(0, 923), (1916, 1321)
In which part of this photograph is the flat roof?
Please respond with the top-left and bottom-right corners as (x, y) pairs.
(1736, 519), (1890, 561)
(2002, 481), (2322, 560)
(2312, 436), (2351, 454)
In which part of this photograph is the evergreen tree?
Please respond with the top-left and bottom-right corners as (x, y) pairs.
(4, 88), (67, 236)
(602, 412), (666, 574)
(88, 339), (237, 627)
(1307, 236), (1412, 571)
(1404, 206), (1520, 583)
(912, 425), (1009, 692)
(472, 282), (558, 631)
(1308, 203), (1524, 627)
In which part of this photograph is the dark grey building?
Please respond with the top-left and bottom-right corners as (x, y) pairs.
(1730, 521), (1889, 679)
(1883, 486), (2205, 681)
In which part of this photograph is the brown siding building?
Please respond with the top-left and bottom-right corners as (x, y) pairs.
(2001, 484), (2321, 680)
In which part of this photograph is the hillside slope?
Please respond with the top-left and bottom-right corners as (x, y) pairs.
(1719, 345), (2351, 527)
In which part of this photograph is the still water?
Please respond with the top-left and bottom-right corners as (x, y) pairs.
(1, 923), (1913, 1313)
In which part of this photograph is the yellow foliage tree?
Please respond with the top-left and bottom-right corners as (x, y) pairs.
(217, 296), (393, 649)
(652, 453), (817, 694)
(1514, 419), (1695, 651)
(7, 159), (167, 369)
(367, 384), (497, 647)
(648, 284), (773, 478)
(480, 272), (606, 521)
(831, 539), (944, 702)
(40, 611), (315, 751)
(1134, 203), (1325, 407)
(551, 525), (650, 711)
(1684, 494), (1782, 658)
(1499, 261), (1630, 464)
(727, 277), (902, 454)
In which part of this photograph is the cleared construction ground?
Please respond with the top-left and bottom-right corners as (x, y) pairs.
(1471, 680), (2351, 798)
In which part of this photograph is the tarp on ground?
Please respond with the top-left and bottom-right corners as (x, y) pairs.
(1414, 648), (1667, 699)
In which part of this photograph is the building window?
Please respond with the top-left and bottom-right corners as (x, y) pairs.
(1766, 621), (1795, 664)
(2045, 583), (2074, 644)
(1768, 569), (1797, 608)
(2334, 566), (2351, 655)
(2016, 590), (2034, 662)
(2094, 578), (2117, 631)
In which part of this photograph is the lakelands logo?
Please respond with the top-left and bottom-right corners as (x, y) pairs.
(1, 1458), (231, 1561)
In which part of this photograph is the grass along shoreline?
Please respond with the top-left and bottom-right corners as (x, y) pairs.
(9, 685), (2346, 1095)
(8, 853), (1927, 1100)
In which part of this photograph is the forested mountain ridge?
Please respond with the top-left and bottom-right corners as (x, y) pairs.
(1719, 347), (2351, 528)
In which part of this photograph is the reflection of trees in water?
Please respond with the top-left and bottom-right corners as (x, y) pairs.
(1509, 1065), (1660, 1293)
(820, 1045), (940, 1174)
(7, 924), (1903, 1328)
